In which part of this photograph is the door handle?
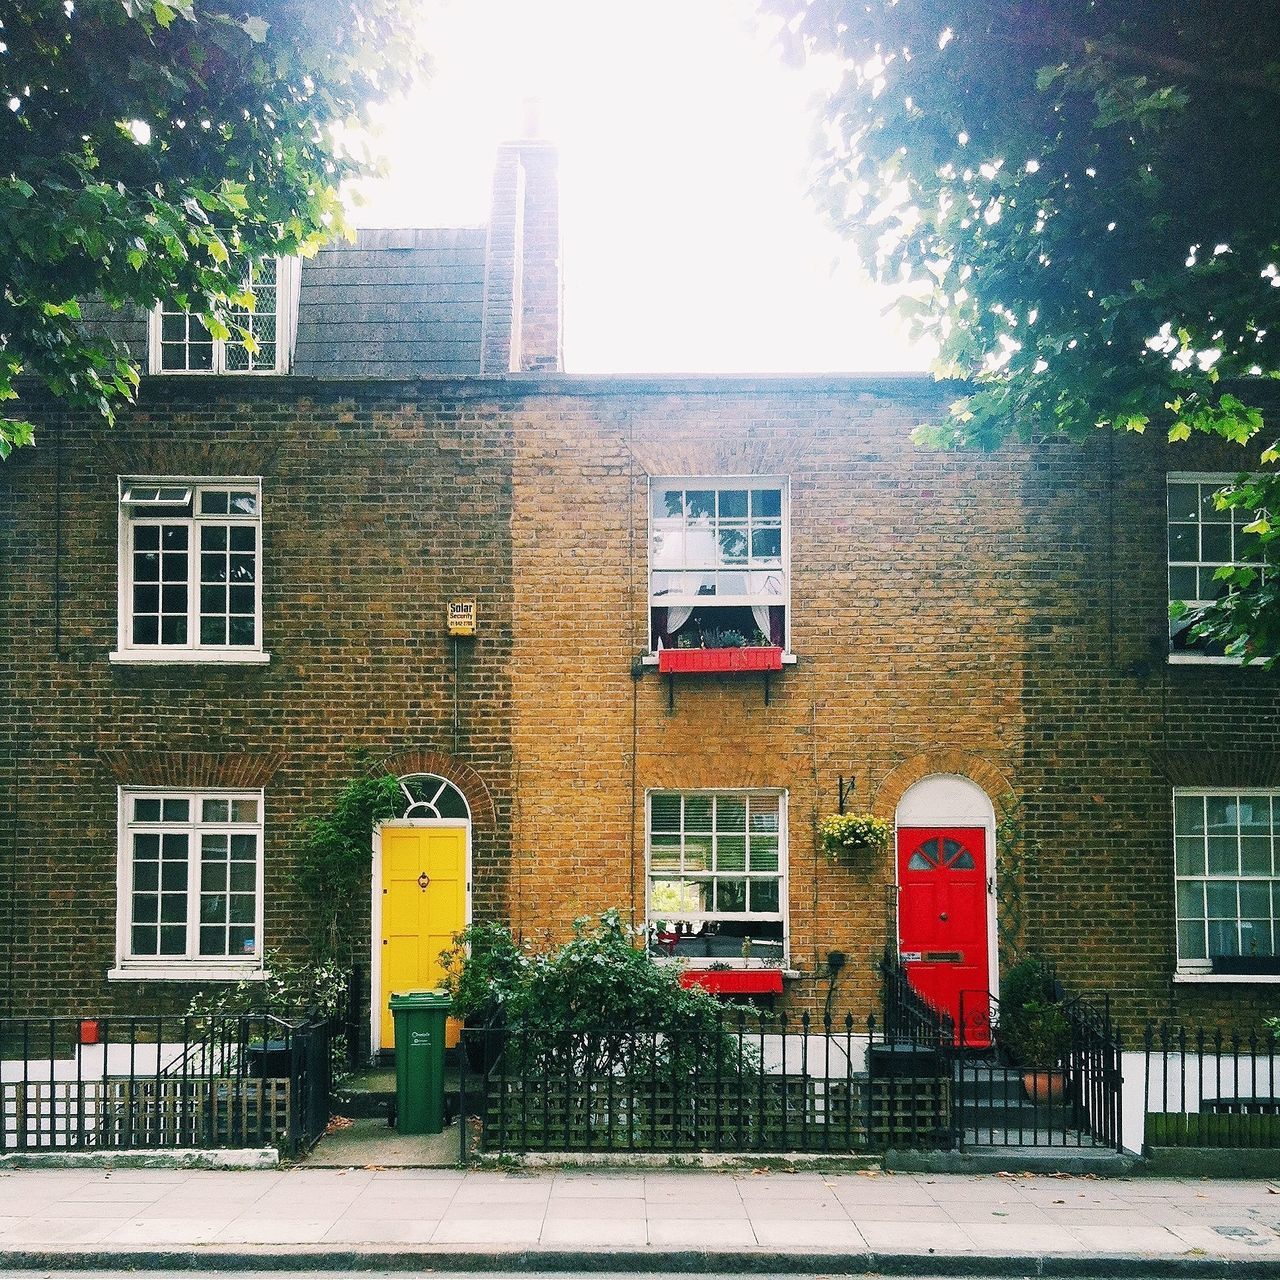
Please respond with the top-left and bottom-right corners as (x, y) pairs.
(939, 911), (948, 921)
(418, 872), (430, 890)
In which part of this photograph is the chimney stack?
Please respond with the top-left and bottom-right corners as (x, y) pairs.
(480, 106), (563, 373)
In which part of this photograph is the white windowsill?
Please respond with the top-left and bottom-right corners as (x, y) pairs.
(641, 652), (797, 667)
(1173, 972), (1280, 984)
(1167, 654), (1249, 666)
(108, 965), (266, 982)
(109, 650), (271, 666)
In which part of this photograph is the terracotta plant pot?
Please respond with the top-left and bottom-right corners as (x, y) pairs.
(1021, 1068), (1067, 1105)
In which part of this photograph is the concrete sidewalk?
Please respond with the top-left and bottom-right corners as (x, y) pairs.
(0, 1166), (1278, 1274)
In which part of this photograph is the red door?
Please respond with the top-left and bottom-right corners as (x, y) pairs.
(897, 826), (991, 1047)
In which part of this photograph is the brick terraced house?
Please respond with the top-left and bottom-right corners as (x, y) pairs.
(2, 132), (1278, 1054)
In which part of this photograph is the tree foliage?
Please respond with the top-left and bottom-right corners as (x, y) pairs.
(771, 0), (1280, 661)
(1, 0), (424, 456)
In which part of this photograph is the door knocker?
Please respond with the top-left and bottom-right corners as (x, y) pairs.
(417, 872), (430, 890)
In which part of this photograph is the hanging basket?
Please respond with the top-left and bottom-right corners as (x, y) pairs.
(820, 812), (891, 861)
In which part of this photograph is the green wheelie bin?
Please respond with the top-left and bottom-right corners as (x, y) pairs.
(389, 989), (451, 1135)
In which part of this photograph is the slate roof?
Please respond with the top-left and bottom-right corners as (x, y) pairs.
(293, 227), (486, 377)
(79, 226), (489, 378)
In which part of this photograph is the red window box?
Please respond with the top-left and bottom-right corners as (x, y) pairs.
(679, 969), (784, 996)
(658, 646), (783, 674)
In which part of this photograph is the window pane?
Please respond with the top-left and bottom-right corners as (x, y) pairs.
(750, 881), (780, 913)
(1241, 836), (1271, 875)
(751, 488), (782, 518)
(1176, 881), (1205, 921)
(1174, 795), (1205, 835)
(751, 527), (782, 561)
(1239, 880), (1270, 917)
(1178, 920), (1207, 960)
(229, 525), (256, 552)
(716, 836), (746, 872)
(749, 835), (779, 872)
(685, 491), (715, 520)
(159, 925), (186, 955)
(716, 880), (747, 912)
(718, 490), (747, 518)
(1168, 483), (1200, 522)
(1168, 524), (1197, 560)
(1207, 919), (1238, 957)
(201, 491), (229, 515)
(650, 835), (680, 871)
(134, 798), (162, 822)
(1207, 836), (1238, 875)
(715, 795), (746, 831)
(684, 795), (712, 831)
(683, 838), (711, 872)
(231, 798), (259, 822)
(1168, 566), (1197, 600)
(229, 615), (256, 645)
(1206, 881), (1238, 918)
(749, 795), (780, 832)
(1206, 796), (1236, 833)
(162, 798), (189, 822)
(1174, 837), (1205, 876)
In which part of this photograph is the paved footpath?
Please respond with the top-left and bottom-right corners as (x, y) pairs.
(0, 1167), (1278, 1274)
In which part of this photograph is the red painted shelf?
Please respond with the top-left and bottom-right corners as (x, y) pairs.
(657, 646), (783, 674)
(679, 969), (784, 995)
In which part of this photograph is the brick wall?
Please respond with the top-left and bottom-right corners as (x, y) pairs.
(506, 379), (1280, 1029)
(0, 377), (514, 1019)
(3, 373), (1277, 1031)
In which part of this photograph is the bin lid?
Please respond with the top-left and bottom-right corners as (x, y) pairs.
(388, 989), (452, 1011)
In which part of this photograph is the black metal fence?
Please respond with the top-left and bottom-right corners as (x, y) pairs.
(459, 1011), (953, 1156)
(1143, 1023), (1280, 1149)
(951, 989), (1124, 1150)
(0, 1014), (332, 1156)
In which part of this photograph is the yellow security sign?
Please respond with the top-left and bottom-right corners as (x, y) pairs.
(447, 599), (476, 636)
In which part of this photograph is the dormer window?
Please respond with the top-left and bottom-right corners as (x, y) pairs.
(149, 258), (296, 374)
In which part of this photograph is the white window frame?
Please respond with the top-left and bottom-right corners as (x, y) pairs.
(645, 788), (789, 969)
(112, 476), (269, 665)
(1167, 471), (1258, 666)
(147, 257), (299, 375)
(645, 476), (793, 661)
(110, 786), (266, 982)
(1172, 786), (1280, 984)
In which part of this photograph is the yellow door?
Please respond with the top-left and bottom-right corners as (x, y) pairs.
(379, 825), (467, 1049)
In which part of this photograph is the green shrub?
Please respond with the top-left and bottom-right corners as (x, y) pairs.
(439, 921), (530, 1025)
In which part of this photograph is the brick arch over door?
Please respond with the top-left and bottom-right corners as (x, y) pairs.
(872, 752), (1014, 821)
(375, 748), (496, 833)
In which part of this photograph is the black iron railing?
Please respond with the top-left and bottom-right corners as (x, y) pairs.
(954, 986), (1123, 1151)
(1143, 1023), (1280, 1149)
(0, 1014), (332, 1156)
(459, 1010), (953, 1156)
(880, 948), (956, 1045)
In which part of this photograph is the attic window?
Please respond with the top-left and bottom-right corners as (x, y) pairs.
(149, 257), (294, 374)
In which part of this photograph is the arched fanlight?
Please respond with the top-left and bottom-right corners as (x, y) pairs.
(397, 773), (470, 820)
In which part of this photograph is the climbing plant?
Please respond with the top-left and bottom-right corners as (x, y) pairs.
(995, 795), (1039, 965)
(297, 766), (405, 961)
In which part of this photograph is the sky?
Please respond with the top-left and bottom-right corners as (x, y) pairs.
(348, 0), (931, 375)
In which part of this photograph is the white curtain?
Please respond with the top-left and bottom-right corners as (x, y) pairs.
(751, 604), (772, 641)
(666, 604), (694, 635)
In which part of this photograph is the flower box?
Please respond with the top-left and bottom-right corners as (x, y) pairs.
(678, 969), (784, 995)
(658, 646), (783, 674)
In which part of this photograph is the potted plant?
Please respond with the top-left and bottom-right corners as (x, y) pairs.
(1004, 997), (1072, 1103)
(819, 811), (892, 860)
